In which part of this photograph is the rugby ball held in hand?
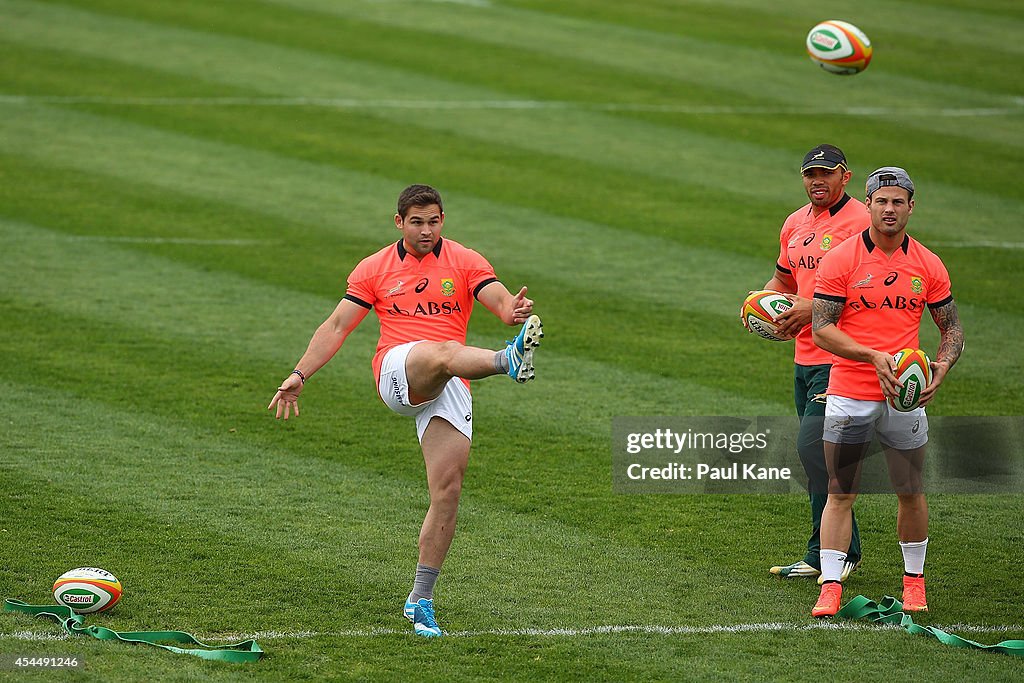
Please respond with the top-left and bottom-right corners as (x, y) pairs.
(889, 348), (932, 412)
(53, 567), (123, 614)
(806, 20), (873, 75)
(741, 290), (793, 342)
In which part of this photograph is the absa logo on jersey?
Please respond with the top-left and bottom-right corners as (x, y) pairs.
(386, 301), (464, 317)
(797, 255), (823, 270)
(848, 295), (924, 312)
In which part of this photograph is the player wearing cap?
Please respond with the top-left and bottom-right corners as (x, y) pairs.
(809, 167), (964, 617)
(755, 144), (868, 583)
(268, 184), (544, 637)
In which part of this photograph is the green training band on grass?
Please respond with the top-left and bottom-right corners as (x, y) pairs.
(3, 599), (263, 663)
(837, 595), (1024, 658)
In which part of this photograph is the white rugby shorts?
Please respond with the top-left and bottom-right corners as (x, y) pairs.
(377, 341), (473, 442)
(823, 395), (928, 450)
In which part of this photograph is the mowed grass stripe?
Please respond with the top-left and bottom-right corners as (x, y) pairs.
(259, 0), (1024, 162)
(2, 0), (1009, 111)
(0, 83), (1019, 286)
(1, 11), (1019, 231)
(4, 47), (1021, 317)
(0, 107), (803, 316)
(506, 0), (1024, 56)
(18, 0), (772, 111)
(4, 0), (1024, 194)
(255, 0), (1021, 103)
(500, 0), (1024, 71)
(0, 149), (388, 300)
(0, 44), (802, 261)
(22, 0), (1018, 107)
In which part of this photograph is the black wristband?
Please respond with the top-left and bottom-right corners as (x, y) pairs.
(291, 369), (306, 384)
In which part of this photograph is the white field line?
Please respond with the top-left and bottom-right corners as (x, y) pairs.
(361, 0), (492, 5)
(1, 622), (882, 642)
(6, 621), (1022, 642)
(3, 630), (70, 642)
(224, 621), (1024, 639)
(17, 236), (1023, 250)
(59, 236), (272, 246)
(930, 241), (1024, 249)
(0, 95), (1021, 117)
(238, 622), (894, 639)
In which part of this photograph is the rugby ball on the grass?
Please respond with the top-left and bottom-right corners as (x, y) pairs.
(806, 20), (873, 75)
(889, 348), (932, 412)
(741, 290), (793, 342)
(52, 567), (122, 614)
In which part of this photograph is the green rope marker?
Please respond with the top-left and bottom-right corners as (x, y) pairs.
(837, 595), (1024, 658)
(4, 599), (263, 663)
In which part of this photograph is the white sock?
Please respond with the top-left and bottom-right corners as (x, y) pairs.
(820, 548), (847, 582)
(900, 538), (928, 575)
(494, 349), (509, 373)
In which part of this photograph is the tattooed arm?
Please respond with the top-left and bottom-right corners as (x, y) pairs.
(811, 295), (901, 400)
(918, 299), (965, 406)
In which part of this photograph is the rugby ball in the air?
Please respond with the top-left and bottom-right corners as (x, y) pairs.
(52, 567), (122, 614)
(806, 20), (873, 75)
(889, 348), (932, 412)
(741, 290), (793, 342)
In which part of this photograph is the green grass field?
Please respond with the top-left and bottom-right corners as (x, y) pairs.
(1, 0), (1022, 679)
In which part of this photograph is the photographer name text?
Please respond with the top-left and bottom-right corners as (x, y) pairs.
(626, 462), (792, 481)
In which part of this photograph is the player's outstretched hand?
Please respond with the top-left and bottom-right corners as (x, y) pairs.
(508, 286), (534, 325)
(268, 373), (304, 420)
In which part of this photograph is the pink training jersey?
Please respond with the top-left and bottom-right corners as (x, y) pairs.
(344, 237), (499, 387)
(814, 229), (953, 401)
(776, 194), (868, 365)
